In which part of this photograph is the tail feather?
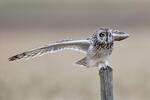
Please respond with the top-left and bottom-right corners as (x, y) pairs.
(75, 57), (88, 67)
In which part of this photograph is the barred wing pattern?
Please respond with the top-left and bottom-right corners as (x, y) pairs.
(9, 40), (90, 61)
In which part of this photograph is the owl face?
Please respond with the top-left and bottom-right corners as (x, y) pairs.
(95, 28), (114, 44)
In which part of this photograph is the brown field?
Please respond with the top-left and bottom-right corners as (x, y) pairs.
(0, 28), (150, 100)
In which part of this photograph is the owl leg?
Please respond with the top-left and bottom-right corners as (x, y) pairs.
(98, 62), (106, 70)
(98, 60), (110, 70)
(105, 60), (110, 67)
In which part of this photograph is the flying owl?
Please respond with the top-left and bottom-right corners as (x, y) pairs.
(8, 27), (129, 68)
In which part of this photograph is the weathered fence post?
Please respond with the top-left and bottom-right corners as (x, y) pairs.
(99, 66), (113, 100)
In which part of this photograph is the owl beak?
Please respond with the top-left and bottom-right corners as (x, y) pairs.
(113, 32), (130, 41)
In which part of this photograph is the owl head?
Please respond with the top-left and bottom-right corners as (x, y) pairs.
(92, 27), (129, 43)
(92, 27), (114, 44)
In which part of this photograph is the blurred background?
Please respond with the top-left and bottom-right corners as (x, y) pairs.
(1, 0), (150, 100)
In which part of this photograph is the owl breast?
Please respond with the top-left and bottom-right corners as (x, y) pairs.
(86, 42), (113, 67)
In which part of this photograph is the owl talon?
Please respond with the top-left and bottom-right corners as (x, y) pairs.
(99, 66), (112, 73)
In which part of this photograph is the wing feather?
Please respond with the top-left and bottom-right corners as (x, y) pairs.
(9, 40), (90, 61)
(113, 32), (129, 41)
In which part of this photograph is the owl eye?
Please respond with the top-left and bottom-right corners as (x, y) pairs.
(99, 33), (105, 37)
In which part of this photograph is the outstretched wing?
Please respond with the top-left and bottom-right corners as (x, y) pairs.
(9, 40), (90, 61)
(113, 31), (129, 41)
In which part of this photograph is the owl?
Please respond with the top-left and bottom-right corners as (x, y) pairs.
(9, 27), (129, 68)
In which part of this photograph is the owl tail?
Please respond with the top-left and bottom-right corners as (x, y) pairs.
(75, 57), (88, 67)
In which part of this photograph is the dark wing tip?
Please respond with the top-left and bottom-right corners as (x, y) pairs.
(8, 52), (26, 61)
(8, 55), (18, 61)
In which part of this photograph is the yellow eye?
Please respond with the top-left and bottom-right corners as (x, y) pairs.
(99, 33), (105, 37)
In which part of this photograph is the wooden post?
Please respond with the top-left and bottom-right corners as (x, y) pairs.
(99, 66), (113, 100)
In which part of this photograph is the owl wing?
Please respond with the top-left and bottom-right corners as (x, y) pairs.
(113, 32), (129, 41)
(8, 40), (90, 61)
